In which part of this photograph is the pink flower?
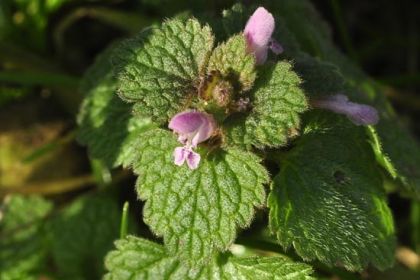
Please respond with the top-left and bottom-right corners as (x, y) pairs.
(169, 111), (216, 169)
(311, 94), (379, 126)
(244, 7), (283, 65)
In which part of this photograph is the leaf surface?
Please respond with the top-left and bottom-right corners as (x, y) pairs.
(104, 236), (314, 280)
(130, 128), (268, 263)
(268, 112), (396, 271)
(114, 19), (214, 123)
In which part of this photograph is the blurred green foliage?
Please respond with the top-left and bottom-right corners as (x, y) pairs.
(0, 192), (134, 279)
(0, 0), (74, 56)
(48, 193), (123, 279)
(0, 195), (52, 279)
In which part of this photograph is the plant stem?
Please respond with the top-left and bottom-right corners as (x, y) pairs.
(120, 201), (129, 239)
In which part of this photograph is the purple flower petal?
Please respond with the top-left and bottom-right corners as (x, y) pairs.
(269, 38), (284, 55)
(173, 146), (201, 170)
(190, 116), (215, 147)
(244, 7), (275, 64)
(169, 111), (215, 147)
(186, 150), (201, 170)
(169, 111), (206, 135)
(245, 7), (275, 50)
(174, 147), (187, 166)
(169, 111), (216, 170)
(312, 94), (379, 126)
(346, 104), (379, 126)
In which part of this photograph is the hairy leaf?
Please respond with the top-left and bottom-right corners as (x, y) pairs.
(292, 52), (346, 97)
(270, 0), (420, 197)
(104, 235), (314, 280)
(244, 62), (308, 148)
(129, 128), (268, 263)
(77, 45), (154, 168)
(370, 120), (420, 198)
(269, 112), (396, 271)
(113, 18), (214, 123)
(207, 34), (256, 92)
(222, 114), (253, 149)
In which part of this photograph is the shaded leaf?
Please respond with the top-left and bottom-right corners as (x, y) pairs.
(268, 112), (396, 271)
(244, 62), (308, 148)
(77, 45), (154, 168)
(370, 120), (420, 198)
(292, 52), (346, 97)
(269, 0), (420, 198)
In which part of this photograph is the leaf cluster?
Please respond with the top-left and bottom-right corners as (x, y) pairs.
(75, 0), (420, 279)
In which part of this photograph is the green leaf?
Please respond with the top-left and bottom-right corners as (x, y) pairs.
(222, 114), (253, 150)
(77, 45), (154, 168)
(129, 128), (268, 263)
(104, 235), (314, 280)
(207, 34), (256, 92)
(114, 18), (214, 123)
(104, 236), (184, 280)
(49, 193), (123, 280)
(268, 112), (396, 271)
(292, 52), (346, 97)
(244, 62), (308, 148)
(278, 0), (420, 197)
(227, 257), (314, 280)
(0, 195), (53, 279)
(369, 120), (420, 198)
(269, 0), (420, 197)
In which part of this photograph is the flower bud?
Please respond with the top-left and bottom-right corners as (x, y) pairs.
(244, 7), (283, 64)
